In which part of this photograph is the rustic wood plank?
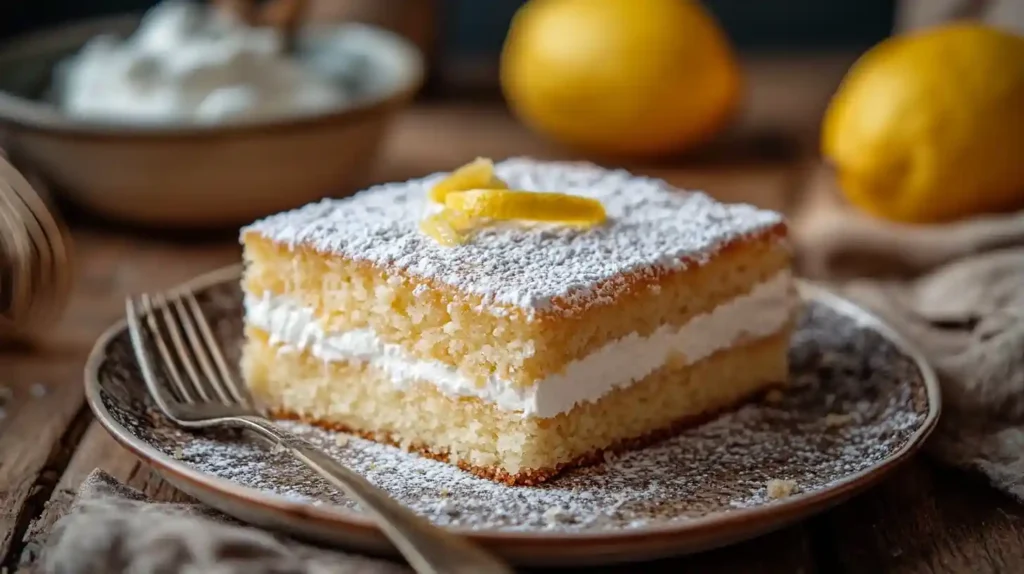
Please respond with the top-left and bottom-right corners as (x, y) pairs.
(816, 458), (1024, 574)
(0, 356), (90, 569)
(21, 419), (199, 565)
(1, 232), (238, 568)
(43, 230), (240, 351)
(530, 527), (815, 573)
(21, 423), (137, 553)
(619, 526), (814, 574)
(736, 54), (855, 151)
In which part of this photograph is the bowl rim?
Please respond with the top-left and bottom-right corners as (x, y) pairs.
(0, 13), (426, 140)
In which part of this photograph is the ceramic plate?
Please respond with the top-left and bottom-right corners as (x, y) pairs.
(85, 265), (940, 567)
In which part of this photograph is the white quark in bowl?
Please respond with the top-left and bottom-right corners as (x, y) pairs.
(52, 0), (367, 124)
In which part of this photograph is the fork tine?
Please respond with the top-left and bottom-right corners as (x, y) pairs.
(140, 293), (194, 404)
(154, 292), (212, 403)
(173, 293), (233, 405)
(184, 291), (252, 406)
(126, 296), (179, 412)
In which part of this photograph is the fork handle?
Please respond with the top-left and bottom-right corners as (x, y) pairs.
(235, 416), (513, 574)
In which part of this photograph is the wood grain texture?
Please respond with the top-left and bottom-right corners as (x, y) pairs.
(816, 458), (1024, 574)
(0, 355), (89, 569)
(592, 526), (815, 574)
(0, 231), (237, 567)
(22, 423), (140, 556)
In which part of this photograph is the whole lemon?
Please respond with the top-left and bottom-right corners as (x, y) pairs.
(500, 0), (741, 158)
(823, 23), (1024, 223)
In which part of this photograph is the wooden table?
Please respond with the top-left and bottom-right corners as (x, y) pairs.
(4, 56), (1024, 573)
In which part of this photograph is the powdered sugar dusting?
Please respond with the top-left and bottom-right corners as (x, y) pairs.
(94, 278), (932, 534)
(241, 158), (784, 314)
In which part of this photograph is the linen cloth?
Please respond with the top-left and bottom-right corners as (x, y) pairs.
(38, 470), (410, 574)
(793, 168), (1024, 500)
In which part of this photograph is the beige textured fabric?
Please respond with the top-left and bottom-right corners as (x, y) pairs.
(896, 0), (1024, 35)
(39, 470), (409, 574)
(794, 169), (1024, 499)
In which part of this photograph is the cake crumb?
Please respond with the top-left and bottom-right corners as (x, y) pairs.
(543, 506), (574, 525)
(173, 446), (184, 460)
(764, 389), (785, 404)
(436, 499), (459, 516)
(272, 441), (287, 454)
(439, 487), (450, 498)
(824, 413), (854, 428)
(334, 434), (350, 447)
(766, 479), (798, 499)
(30, 383), (47, 398)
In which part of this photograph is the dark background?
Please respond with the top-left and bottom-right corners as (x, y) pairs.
(1, 0), (896, 51)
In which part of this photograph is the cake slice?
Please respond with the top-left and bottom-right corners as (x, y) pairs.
(240, 158), (799, 485)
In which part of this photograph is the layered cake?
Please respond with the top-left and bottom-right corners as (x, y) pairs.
(240, 158), (799, 485)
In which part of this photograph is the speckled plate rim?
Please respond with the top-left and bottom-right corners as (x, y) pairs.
(84, 265), (942, 565)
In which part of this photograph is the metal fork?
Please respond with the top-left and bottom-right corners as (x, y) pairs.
(125, 291), (512, 574)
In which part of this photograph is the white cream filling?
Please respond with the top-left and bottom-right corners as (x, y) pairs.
(244, 271), (797, 418)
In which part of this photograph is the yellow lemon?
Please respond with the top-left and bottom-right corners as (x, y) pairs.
(500, 0), (741, 157)
(823, 23), (1024, 223)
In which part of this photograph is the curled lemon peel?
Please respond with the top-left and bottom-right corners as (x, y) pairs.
(421, 158), (607, 246)
(445, 189), (607, 225)
(428, 157), (508, 203)
(418, 208), (476, 246)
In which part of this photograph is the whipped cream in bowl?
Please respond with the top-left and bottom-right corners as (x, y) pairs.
(51, 0), (380, 125)
(0, 0), (423, 226)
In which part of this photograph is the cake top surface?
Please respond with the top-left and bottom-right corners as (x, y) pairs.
(243, 158), (785, 315)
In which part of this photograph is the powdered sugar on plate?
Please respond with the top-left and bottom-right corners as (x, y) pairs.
(241, 158), (783, 315)
(92, 277), (932, 534)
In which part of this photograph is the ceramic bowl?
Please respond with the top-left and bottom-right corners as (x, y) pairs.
(0, 14), (424, 228)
